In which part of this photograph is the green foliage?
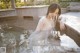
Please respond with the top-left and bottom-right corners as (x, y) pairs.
(59, 0), (80, 2)
(0, 0), (10, 2)
(16, 2), (25, 7)
(59, 0), (80, 8)
(44, 0), (57, 5)
(0, 0), (11, 9)
(15, 0), (20, 2)
(59, 2), (69, 8)
(0, 2), (6, 9)
(0, 0), (80, 9)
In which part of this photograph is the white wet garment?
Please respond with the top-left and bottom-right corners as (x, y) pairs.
(35, 16), (55, 32)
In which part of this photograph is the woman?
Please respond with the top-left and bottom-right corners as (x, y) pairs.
(35, 3), (65, 32)
(27, 3), (64, 52)
(28, 3), (62, 46)
(35, 3), (65, 39)
(28, 3), (63, 44)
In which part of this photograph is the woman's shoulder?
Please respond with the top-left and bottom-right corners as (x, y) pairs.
(39, 16), (47, 22)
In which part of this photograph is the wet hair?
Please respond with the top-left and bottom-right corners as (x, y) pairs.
(47, 3), (61, 16)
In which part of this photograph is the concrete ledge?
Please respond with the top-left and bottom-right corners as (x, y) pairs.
(16, 5), (49, 9)
(0, 9), (17, 18)
(16, 5), (48, 19)
(65, 24), (80, 47)
(60, 12), (80, 46)
(0, 9), (15, 12)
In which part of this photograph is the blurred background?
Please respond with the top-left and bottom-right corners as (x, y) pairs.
(0, 0), (80, 9)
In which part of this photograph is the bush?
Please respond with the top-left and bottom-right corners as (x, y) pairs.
(0, 2), (5, 9)
(59, 2), (69, 8)
(0, 1), (11, 9)
(0, 2), (10, 9)
(16, 2), (25, 7)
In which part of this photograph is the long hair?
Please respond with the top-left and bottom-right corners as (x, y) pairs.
(46, 3), (61, 31)
(47, 3), (61, 16)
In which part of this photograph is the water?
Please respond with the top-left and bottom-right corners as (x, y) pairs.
(0, 24), (80, 53)
(0, 24), (31, 53)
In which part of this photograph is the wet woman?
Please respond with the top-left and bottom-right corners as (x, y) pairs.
(35, 3), (65, 32)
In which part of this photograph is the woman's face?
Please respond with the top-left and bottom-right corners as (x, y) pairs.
(49, 8), (59, 19)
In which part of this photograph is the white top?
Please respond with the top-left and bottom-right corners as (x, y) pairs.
(35, 16), (56, 31)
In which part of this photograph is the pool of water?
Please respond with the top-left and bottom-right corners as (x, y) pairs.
(0, 24), (80, 53)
